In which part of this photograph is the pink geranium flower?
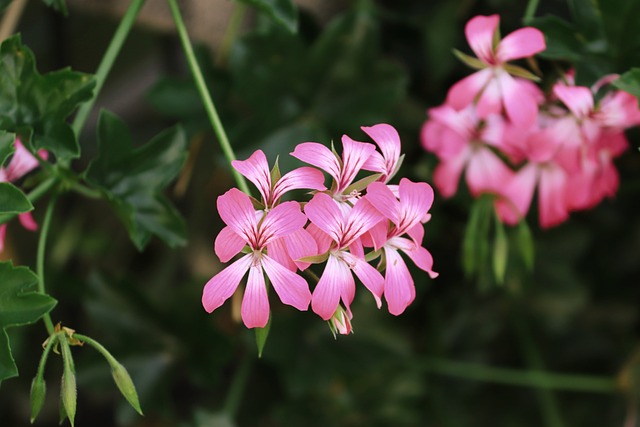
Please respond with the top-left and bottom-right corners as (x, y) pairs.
(446, 14), (545, 127)
(202, 188), (312, 328)
(365, 179), (438, 315)
(360, 123), (403, 183)
(304, 192), (385, 320)
(291, 136), (376, 200)
(0, 139), (47, 253)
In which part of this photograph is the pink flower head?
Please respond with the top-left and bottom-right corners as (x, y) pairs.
(365, 179), (438, 315)
(360, 123), (403, 183)
(291, 136), (376, 200)
(0, 139), (48, 252)
(304, 192), (385, 320)
(446, 14), (546, 127)
(421, 104), (513, 199)
(202, 188), (312, 328)
(232, 149), (326, 209)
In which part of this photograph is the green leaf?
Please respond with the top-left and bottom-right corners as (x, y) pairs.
(613, 68), (640, 103)
(0, 182), (33, 214)
(492, 215), (508, 285)
(531, 15), (584, 62)
(0, 35), (94, 159)
(255, 316), (271, 358)
(238, 0), (298, 33)
(0, 131), (14, 166)
(42, 0), (68, 15)
(0, 262), (57, 385)
(85, 111), (188, 250)
(516, 220), (535, 271)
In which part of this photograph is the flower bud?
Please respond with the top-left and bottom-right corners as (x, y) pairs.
(328, 305), (353, 338)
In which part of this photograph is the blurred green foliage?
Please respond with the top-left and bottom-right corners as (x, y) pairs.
(1, 0), (640, 426)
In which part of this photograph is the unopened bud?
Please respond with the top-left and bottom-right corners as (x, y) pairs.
(328, 305), (353, 338)
(111, 362), (143, 415)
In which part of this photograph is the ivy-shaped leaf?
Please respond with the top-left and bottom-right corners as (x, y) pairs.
(238, 0), (298, 33)
(613, 68), (640, 104)
(0, 130), (15, 167)
(85, 111), (188, 250)
(0, 183), (33, 214)
(0, 262), (57, 385)
(0, 35), (94, 159)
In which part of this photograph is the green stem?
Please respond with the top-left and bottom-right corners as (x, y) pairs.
(72, 333), (118, 364)
(166, 0), (250, 195)
(523, 0), (540, 23)
(223, 350), (252, 418)
(420, 358), (617, 394)
(512, 311), (565, 427)
(37, 194), (58, 335)
(71, 0), (147, 138)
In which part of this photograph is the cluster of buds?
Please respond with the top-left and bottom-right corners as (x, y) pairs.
(421, 14), (640, 228)
(0, 138), (47, 252)
(202, 124), (438, 333)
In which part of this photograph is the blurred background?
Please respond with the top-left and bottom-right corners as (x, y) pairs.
(2, 0), (640, 426)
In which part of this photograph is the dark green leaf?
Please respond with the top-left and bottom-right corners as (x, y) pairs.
(239, 0), (298, 33)
(0, 182), (33, 214)
(613, 68), (640, 103)
(0, 262), (57, 384)
(85, 111), (188, 250)
(0, 131), (15, 166)
(568, 0), (604, 41)
(42, 0), (67, 15)
(0, 35), (94, 159)
(531, 15), (583, 62)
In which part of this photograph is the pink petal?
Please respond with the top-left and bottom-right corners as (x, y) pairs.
(476, 77), (504, 118)
(362, 220), (389, 251)
(262, 255), (311, 311)
(0, 224), (7, 253)
(241, 263), (270, 328)
(361, 123), (401, 179)
(365, 182), (400, 225)
(18, 212), (38, 231)
(338, 135), (376, 192)
(496, 27), (546, 62)
(538, 165), (569, 228)
(306, 222), (333, 254)
(495, 163), (537, 225)
(553, 83), (594, 119)
(260, 200), (306, 243)
(383, 247), (415, 316)
(283, 228), (318, 271)
(465, 15), (499, 64)
(214, 226), (246, 262)
(304, 192), (343, 243)
(217, 188), (257, 242)
(291, 142), (341, 183)
(341, 198), (386, 248)
(406, 223), (424, 245)
(3, 140), (42, 182)
(343, 252), (384, 308)
(401, 241), (438, 279)
(266, 237), (297, 272)
(398, 178), (434, 231)
(272, 167), (326, 203)
(501, 73), (539, 127)
(202, 254), (252, 313)
(433, 149), (469, 198)
(446, 69), (493, 110)
(312, 254), (352, 320)
(465, 147), (514, 197)
(231, 150), (272, 205)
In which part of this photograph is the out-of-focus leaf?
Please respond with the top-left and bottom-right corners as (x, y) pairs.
(42, 0), (67, 15)
(85, 110), (188, 250)
(517, 220), (535, 271)
(0, 262), (57, 385)
(613, 68), (640, 103)
(492, 216), (508, 285)
(0, 183), (32, 214)
(531, 15), (583, 62)
(0, 131), (15, 166)
(0, 35), (94, 159)
(568, 0), (604, 41)
(238, 0), (298, 33)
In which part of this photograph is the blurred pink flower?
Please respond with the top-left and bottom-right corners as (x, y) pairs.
(202, 188), (311, 328)
(360, 123), (402, 183)
(446, 14), (545, 127)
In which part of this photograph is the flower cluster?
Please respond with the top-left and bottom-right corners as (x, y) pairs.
(421, 14), (640, 228)
(202, 124), (438, 332)
(0, 138), (47, 252)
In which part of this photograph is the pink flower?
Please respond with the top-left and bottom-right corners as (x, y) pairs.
(328, 304), (353, 337)
(421, 104), (513, 198)
(0, 139), (48, 252)
(360, 123), (403, 183)
(365, 179), (438, 315)
(304, 192), (385, 320)
(202, 188), (311, 328)
(446, 15), (545, 127)
(291, 136), (376, 200)
(232, 149), (326, 209)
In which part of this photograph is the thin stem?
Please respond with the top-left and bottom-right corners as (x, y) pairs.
(420, 358), (617, 394)
(71, 0), (147, 138)
(523, 0), (540, 23)
(512, 310), (566, 427)
(166, 0), (250, 195)
(72, 333), (118, 364)
(37, 194), (59, 335)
